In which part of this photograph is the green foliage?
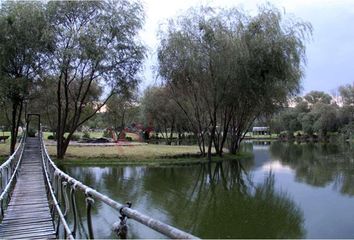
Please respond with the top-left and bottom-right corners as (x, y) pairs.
(86, 113), (105, 130)
(300, 113), (315, 135)
(312, 103), (338, 136)
(43, 0), (146, 158)
(141, 86), (189, 143)
(271, 93), (344, 140)
(0, 1), (48, 101)
(339, 84), (354, 106)
(47, 135), (55, 140)
(158, 4), (312, 155)
(70, 134), (80, 141)
(82, 131), (90, 139)
(106, 94), (141, 133)
(103, 129), (112, 138)
(304, 91), (332, 105)
(0, 1), (50, 153)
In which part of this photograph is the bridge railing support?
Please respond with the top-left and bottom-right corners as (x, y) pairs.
(40, 135), (74, 239)
(40, 131), (199, 239)
(0, 134), (26, 221)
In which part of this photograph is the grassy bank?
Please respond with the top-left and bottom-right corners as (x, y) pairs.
(46, 144), (201, 159)
(0, 138), (252, 166)
(0, 142), (10, 161)
(47, 144), (252, 166)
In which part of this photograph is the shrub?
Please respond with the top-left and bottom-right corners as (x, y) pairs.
(125, 136), (133, 141)
(83, 131), (90, 139)
(103, 129), (112, 138)
(48, 135), (55, 140)
(70, 134), (80, 141)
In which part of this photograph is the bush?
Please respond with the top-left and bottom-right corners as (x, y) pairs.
(48, 135), (55, 140)
(83, 131), (90, 139)
(103, 129), (112, 138)
(70, 134), (80, 141)
(125, 136), (133, 141)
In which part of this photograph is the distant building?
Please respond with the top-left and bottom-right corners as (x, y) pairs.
(252, 127), (269, 135)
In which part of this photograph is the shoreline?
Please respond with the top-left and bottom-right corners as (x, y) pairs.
(53, 152), (253, 167)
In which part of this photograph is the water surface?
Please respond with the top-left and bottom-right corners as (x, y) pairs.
(61, 141), (354, 238)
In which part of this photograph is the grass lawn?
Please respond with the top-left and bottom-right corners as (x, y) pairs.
(0, 130), (251, 166)
(46, 143), (251, 166)
(47, 144), (200, 160)
(0, 141), (11, 159)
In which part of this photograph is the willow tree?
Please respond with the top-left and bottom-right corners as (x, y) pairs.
(45, 1), (145, 159)
(158, 5), (312, 160)
(0, 1), (49, 153)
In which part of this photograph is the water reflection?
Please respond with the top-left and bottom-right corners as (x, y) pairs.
(62, 158), (304, 239)
(269, 142), (354, 195)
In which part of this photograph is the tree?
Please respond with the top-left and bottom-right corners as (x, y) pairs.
(304, 91), (332, 105)
(158, 5), (311, 160)
(45, 1), (145, 158)
(339, 84), (354, 106)
(0, 1), (49, 153)
(312, 103), (339, 138)
(299, 112), (315, 136)
(141, 86), (185, 144)
(105, 94), (140, 139)
(28, 77), (57, 133)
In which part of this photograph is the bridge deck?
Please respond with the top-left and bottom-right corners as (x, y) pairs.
(0, 137), (56, 239)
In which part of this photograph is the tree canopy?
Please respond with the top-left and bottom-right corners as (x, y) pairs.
(304, 91), (332, 105)
(45, 0), (145, 158)
(158, 5), (312, 158)
(0, 1), (49, 153)
(0, 0), (146, 158)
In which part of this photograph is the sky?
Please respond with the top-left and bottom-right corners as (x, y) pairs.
(139, 0), (354, 96)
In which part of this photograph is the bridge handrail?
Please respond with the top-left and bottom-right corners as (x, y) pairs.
(0, 133), (26, 219)
(40, 133), (199, 239)
(40, 134), (74, 239)
(0, 133), (24, 171)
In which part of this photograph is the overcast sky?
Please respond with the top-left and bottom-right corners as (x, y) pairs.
(139, 0), (354, 96)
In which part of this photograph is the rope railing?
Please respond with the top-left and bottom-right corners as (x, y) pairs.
(40, 131), (199, 239)
(0, 134), (26, 221)
(40, 134), (74, 240)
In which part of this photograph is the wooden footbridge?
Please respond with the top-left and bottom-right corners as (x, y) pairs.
(0, 130), (198, 239)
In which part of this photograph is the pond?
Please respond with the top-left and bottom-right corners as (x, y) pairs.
(60, 141), (354, 239)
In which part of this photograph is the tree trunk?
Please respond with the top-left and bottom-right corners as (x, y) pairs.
(229, 126), (241, 154)
(56, 77), (64, 159)
(213, 136), (220, 156)
(9, 100), (23, 154)
(10, 102), (18, 154)
(207, 122), (216, 162)
(178, 131), (182, 145)
(218, 109), (232, 157)
(168, 119), (175, 145)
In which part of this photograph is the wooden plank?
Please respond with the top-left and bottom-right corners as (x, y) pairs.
(1, 230), (56, 239)
(1, 218), (53, 227)
(0, 226), (54, 235)
(0, 137), (56, 239)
